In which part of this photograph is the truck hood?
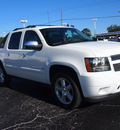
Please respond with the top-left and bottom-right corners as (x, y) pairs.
(61, 41), (120, 57)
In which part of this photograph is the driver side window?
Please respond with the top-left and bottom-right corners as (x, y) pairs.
(23, 30), (42, 49)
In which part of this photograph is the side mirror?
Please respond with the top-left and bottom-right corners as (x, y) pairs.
(24, 41), (42, 50)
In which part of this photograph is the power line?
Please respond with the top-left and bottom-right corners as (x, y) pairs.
(63, 15), (120, 21)
(0, 0), (119, 26)
(43, 19), (61, 24)
(1, 15), (120, 33)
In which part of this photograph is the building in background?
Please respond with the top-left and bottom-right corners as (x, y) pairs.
(96, 32), (120, 42)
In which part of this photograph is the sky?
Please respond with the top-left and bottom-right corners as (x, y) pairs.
(0, 0), (120, 37)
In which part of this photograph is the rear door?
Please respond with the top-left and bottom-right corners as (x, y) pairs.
(4, 31), (22, 77)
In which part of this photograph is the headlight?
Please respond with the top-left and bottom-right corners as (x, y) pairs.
(85, 57), (111, 72)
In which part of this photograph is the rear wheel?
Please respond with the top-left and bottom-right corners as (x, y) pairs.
(0, 65), (11, 86)
(52, 72), (82, 109)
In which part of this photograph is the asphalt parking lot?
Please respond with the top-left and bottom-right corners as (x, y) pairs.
(0, 78), (120, 130)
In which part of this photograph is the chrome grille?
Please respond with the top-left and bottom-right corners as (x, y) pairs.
(111, 54), (120, 71)
(111, 54), (120, 61)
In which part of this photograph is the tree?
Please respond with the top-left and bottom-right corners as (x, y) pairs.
(82, 28), (92, 36)
(107, 25), (120, 32)
(0, 37), (4, 43)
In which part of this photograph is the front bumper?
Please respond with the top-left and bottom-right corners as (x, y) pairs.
(85, 92), (120, 102)
(79, 71), (120, 101)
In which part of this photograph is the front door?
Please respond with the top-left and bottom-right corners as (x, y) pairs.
(18, 30), (46, 83)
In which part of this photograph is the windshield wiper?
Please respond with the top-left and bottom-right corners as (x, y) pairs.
(51, 39), (91, 46)
(51, 42), (63, 46)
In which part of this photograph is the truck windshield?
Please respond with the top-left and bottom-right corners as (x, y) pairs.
(40, 28), (91, 46)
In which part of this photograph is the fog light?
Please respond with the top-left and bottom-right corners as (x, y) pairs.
(98, 87), (111, 95)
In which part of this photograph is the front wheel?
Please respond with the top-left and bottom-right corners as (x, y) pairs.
(52, 72), (82, 109)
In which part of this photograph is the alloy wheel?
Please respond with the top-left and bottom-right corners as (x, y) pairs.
(55, 78), (74, 105)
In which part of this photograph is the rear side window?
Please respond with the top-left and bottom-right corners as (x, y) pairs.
(8, 32), (22, 49)
(0, 34), (9, 48)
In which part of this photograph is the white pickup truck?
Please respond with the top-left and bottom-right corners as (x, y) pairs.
(0, 25), (120, 109)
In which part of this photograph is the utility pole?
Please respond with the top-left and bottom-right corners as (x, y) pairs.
(61, 8), (63, 26)
(92, 19), (97, 37)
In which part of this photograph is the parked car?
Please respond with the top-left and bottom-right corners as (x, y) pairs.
(1, 25), (120, 109)
(118, 36), (120, 42)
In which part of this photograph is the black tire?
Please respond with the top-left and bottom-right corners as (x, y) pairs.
(52, 72), (82, 109)
(0, 65), (11, 87)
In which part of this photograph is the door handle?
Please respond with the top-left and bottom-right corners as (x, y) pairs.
(6, 53), (10, 57)
(20, 54), (25, 58)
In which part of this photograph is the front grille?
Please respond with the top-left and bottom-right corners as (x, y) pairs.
(111, 54), (120, 61)
(111, 54), (120, 72)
